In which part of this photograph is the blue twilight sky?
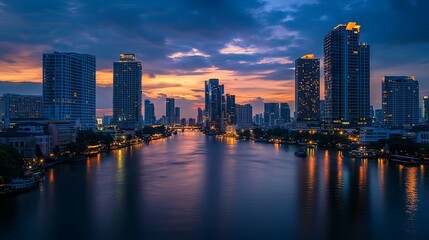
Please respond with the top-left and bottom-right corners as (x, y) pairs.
(0, 0), (428, 118)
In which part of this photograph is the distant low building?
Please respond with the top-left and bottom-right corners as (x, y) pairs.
(47, 121), (76, 151)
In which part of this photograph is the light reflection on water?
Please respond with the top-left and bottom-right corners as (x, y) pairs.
(1, 131), (429, 240)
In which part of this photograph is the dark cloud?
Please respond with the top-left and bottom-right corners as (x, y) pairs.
(1, 0), (428, 114)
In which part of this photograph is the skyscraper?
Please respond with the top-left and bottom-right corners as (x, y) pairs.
(423, 96), (429, 123)
(324, 22), (370, 125)
(382, 76), (419, 127)
(236, 104), (253, 128)
(144, 99), (155, 125)
(113, 54), (142, 129)
(280, 103), (291, 122)
(175, 107), (181, 125)
(205, 79), (225, 131)
(166, 97), (175, 125)
(197, 107), (203, 126)
(43, 52), (96, 129)
(295, 54), (320, 122)
(264, 103), (279, 126)
(226, 94), (236, 124)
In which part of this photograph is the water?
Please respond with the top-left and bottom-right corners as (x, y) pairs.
(1, 131), (429, 239)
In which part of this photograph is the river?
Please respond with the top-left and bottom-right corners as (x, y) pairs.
(1, 131), (429, 239)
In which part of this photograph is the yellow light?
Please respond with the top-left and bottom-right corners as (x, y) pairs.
(301, 54), (315, 59)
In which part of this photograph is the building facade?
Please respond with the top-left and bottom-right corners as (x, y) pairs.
(280, 103), (291, 123)
(226, 94), (236, 124)
(113, 54), (142, 129)
(204, 79), (225, 131)
(295, 54), (320, 122)
(43, 52), (96, 129)
(264, 103), (279, 126)
(324, 22), (370, 126)
(144, 100), (155, 125)
(236, 104), (253, 128)
(382, 76), (419, 127)
(166, 97), (175, 125)
(423, 96), (429, 124)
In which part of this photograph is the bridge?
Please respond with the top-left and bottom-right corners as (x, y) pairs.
(170, 126), (201, 130)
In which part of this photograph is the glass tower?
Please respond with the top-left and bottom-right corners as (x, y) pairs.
(324, 22), (370, 126)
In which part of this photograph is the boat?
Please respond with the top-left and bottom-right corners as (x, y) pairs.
(349, 149), (377, 158)
(294, 150), (307, 157)
(388, 155), (429, 165)
(1, 176), (40, 194)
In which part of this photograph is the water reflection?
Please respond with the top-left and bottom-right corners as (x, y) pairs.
(1, 132), (429, 240)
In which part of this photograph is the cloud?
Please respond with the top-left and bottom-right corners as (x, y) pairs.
(257, 57), (293, 64)
(168, 48), (209, 59)
(219, 39), (259, 55)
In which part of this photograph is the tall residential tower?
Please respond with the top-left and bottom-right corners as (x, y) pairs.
(324, 22), (370, 126)
(382, 76), (419, 127)
(43, 52), (96, 129)
(113, 54), (142, 129)
(295, 54), (320, 122)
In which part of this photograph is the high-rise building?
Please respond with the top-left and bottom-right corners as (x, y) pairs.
(423, 96), (429, 123)
(264, 103), (279, 126)
(166, 97), (175, 125)
(324, 22), (370, 125)
(43, 52), (96, 129)
(197, 107), (203, 126)
(226, 94), (236, 124)
(113, 54), (142, 129)
(236, 104), (253, 128)
(280, 103), (291, 122)
(144, 99), (155, 125)
(0, 94), (43, 128)
(254, 113), (264, 125)
(175, 107), (181, 124)
(295, 54), (320, 122)
(205, 79), (225, 131)
(382, 76), (419, 127)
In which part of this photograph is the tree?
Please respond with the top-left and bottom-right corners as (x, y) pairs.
(0, 144), (24, 179)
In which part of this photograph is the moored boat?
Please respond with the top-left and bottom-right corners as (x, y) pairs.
(1, 176), (40, 194)
(294, 150), (307, 158)
(349, 149), (377, 158)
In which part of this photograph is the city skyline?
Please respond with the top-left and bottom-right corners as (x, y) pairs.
(0, 1), (428, 119)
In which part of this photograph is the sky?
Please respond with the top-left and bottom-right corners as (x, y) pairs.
(0, 0), (428, 119)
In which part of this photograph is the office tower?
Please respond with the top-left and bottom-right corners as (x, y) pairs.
(254, 113), (263, 125)
(205, 78), (225, 131)
(175, 107), (181, 124)
(113, 53), (142, 129)
(280, 103), (291, 122)
(144, 99), (155, 125)
(180, 118), (187, 126)
(226, 94), (236, 124)
(43, 52), (96, 129)
(295, 54), (320, 122)
(166, 97), (175, 125)
(324, 22), (370, 125)
(197, 107), (203, 126)
(423, 96), (429, 123)
(382, 76), (419, 127)
(264, 103), (279, 126)
(236, 104), (253, 128)
(0, 94), (43, 128)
